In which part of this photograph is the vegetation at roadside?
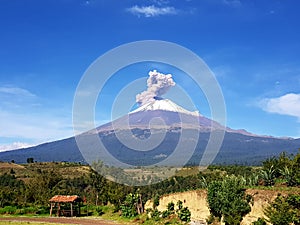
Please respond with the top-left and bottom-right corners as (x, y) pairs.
(0, 150), (299, 225)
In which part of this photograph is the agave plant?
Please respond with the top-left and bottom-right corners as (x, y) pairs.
(260, 166), (275, 186)
(236, 175), (247, 186)
(247, 174), (259, 186)
(279, 166), (296, 186)
(199, 176), (208, 188)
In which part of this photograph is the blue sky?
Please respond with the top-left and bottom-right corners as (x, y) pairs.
(0, 0), (300, 151)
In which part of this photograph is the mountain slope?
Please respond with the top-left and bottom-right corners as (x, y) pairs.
(0, 99), (299, 165)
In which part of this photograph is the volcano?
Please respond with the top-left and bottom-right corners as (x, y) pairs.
(97, 98), (255, 135)
(1, 98), (299, 166)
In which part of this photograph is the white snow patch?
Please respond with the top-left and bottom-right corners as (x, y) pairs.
(131, 99), (200, 117)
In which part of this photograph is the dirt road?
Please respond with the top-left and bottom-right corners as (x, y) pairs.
(0, 217), (124, 225)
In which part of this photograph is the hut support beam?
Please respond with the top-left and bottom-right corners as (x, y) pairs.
(70, 203), (73, 217)
(50, 203), (54, 216)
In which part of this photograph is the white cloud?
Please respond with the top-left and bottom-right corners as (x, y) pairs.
(127, 5), (178, 17)
(0, 84), (75, 149)
(260, 93), (300, 120)
(0, 142), (34, 152)
(223, 0), (241, 7)
(0, 86), (37, 111)
(151, 0), (169, 6)
(0, 86), (36, 97)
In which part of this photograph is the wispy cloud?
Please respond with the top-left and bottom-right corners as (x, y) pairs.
(127, 5), (178, 17)
(0, 142), (34, 152)
(223, 0), (242, 7)
(260, 93), (300, 120)
(0, 85), (73, 148)
(0, 86), (36, 97)
(151, 0), (170, 6)
(0, 109), (73, 144)
(0, 86), (38, 112)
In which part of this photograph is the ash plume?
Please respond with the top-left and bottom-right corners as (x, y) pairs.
(136, 70), (175, 105)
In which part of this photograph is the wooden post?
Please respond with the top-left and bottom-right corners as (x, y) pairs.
(50, 203), (53, 216)
(57, 203), (60, 217)
(78, 202), (81, 216)
(70, 203), (73, 217)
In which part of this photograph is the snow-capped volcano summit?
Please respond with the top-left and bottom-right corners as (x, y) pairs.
(130, 98), (200, 117)
(1, 95), (299, 165)
(96, 97), (224, 132)
(2, 70), (299, 166)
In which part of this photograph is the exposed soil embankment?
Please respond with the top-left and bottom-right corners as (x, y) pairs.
(145, 189), (297, 225)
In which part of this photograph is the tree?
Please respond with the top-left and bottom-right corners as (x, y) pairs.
(10, 169), (15, 174)
(0, 173), (24, 207)
(26, 157), (34, 164)
(120, 192), (142, 218)
(25, 170), (62, 205)
(89, 172), (107, 205)
(264, 194), (300, 225)
(207, 176), (252, 225)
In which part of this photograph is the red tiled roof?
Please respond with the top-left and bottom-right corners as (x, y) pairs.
(49, 195), (82, 203)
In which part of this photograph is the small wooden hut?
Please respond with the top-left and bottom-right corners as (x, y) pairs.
(49, 195), (82, 217)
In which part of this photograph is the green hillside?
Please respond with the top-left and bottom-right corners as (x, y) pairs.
(0, 151), (299, 224)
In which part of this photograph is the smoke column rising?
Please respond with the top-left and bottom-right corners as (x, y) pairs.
(136, 70), (175, 105)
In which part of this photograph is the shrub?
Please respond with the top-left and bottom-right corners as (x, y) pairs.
(207, 176), (252, 225)
(96, 206), (104, 216)
(264, 194), (300, 225)
(176, 200), (191, 222)
(153, 194), (160, 209)
(177, 206), (191, 222)
(15, 208), (25, 215)
(36, 206), (49, 215)
(0, 206), (17, 214)
(150, 209), (161, 221)
(167, 202), (175, 212)
(161, 209), (173, 218)
(252, 218), (267, 225)
(23, 206), (38, 214)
